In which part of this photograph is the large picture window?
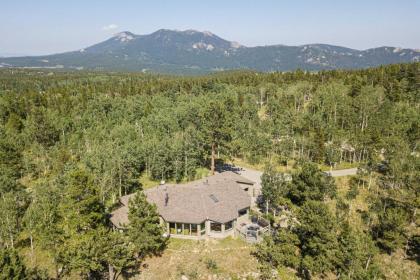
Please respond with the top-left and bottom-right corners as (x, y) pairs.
(170, 223), (200, 236)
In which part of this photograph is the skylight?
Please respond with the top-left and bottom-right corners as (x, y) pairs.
(209, 194), (219, 203)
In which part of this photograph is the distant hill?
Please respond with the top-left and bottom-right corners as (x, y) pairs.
(1, 29), (419, 74)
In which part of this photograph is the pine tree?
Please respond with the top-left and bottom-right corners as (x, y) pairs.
(57, 167), (107, 278)
(127, 191), (168, 260)
(337, 222), (381, 280)
(104, 231), (138, 280)
(199, 99), (233, 174)
(0, 248), (27, 280)
(254, 229), (300, 270)
(288, 163), (337, 205)
(298, 200), (339, 276)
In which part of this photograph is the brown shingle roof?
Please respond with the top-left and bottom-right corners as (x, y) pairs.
(109, 205), (129, 228)
(212, 171), (255, 185)
(110, 171), (253, 228)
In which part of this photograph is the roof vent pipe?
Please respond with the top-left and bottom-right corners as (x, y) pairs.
(165, 193), (169, 206)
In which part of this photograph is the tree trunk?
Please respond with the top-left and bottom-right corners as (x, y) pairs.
(184, 155), (188, 179)
(266, 200), (269, 215)
(334, 103), (337, 124)
(211, 142), (216, 175)
(30, 234), (34, 264)
(365, 256), (371, 270)
(108, 264), (115, 280)
(119, 163), (124, 195)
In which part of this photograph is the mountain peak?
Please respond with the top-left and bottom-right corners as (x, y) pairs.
(153, 28), (174, 33)
(114, 31), (135, 42)
(182, 29), (214, 36)
(150, 29), (216, 37)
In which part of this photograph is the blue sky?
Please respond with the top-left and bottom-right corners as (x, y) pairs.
(1, 0), (419, 56)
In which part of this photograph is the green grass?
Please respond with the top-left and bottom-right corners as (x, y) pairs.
(318, 161), (359, 171)
(277, 267), (299, 280)
(375, 249), (420, 280)
(139, 167), (210, 190)
(20, 246), (56, 278)
(231, 156), (358, 174)
(230, 157), (266, 171)
(194, 167), (210, 179)
(139, 173), (161, 189)
(327, 176), (370, 229)
(230, 157), (294, 172)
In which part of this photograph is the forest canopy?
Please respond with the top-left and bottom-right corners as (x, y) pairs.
(0, 63), (418, 279)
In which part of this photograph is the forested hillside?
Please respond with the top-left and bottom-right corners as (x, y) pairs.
(0, 63), (419, 279)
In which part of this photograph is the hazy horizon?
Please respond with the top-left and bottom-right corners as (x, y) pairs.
(1, 0), (419, 56)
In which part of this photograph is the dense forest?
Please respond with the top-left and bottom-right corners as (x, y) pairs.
(0, 63), (419, 279)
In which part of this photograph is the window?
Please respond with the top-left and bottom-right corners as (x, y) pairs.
(200, 222), (206, 235)
(238, 209), (247, 216)
(183, 223), (190, 235)
(176, 223), (182, 234)
(225, 220), (233, 231)
(191, 224), (198, 235)
(169, 223), (176, 234)
(210, 222), (222, 232)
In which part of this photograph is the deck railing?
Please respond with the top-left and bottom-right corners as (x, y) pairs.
(236, 216), (270, 243)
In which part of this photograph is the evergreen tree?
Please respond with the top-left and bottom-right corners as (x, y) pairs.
(57, 167), (107, 278)
(254, 229), (300, 271)
(0, 248), (27, 280)
(298, 200), (339, 277)
(199, 99), (233, 174)
(337, 223), (381, 280)
(127, 191), (168, 260)
(288, 163), (337, 205)
(373, 204), (409, 253)
(104, 232), (138, 280)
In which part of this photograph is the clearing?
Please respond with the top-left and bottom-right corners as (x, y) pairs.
(139, 238), (259, 280)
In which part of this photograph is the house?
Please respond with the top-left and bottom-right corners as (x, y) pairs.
(110, 171), (255, 239)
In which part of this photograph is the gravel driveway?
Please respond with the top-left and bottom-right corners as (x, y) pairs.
(235, 166), (358, 189)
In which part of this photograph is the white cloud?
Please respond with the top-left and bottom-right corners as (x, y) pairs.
(102, 24), (118, 31)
